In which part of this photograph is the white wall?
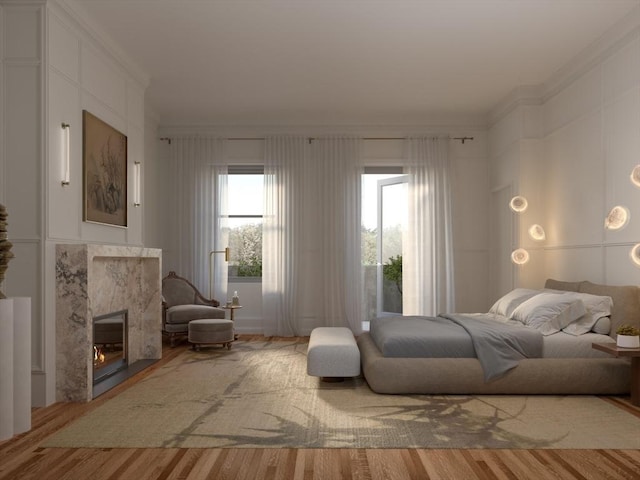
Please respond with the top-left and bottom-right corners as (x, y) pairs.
(143, 109), (161, 250)
(489, 16), (640, 293)
(0, 0), (48, 407)
(488, 105), (547, 296)
(0, 0), (149, 406)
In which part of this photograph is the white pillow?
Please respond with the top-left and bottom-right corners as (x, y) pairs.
(511, 293), (587, 336)
(591, 316), (611, 335)
(489, 288), (540, 317)
(558, 292), (613, 336)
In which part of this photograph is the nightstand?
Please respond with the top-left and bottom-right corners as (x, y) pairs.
(592, 342), (640, 406)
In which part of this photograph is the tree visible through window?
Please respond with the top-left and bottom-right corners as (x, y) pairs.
(226, 167), (263, 280)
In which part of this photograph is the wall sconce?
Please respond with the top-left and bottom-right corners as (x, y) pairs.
(61, 123), (70, 186)
(509, 195), (528, 213)
(209, 247), (230, 299)
(631, 165), (640, 188)
(133, 161), (141, 207)
(511, 248), (530, 265)
(604, 205), (630, 230)
(631, 244), (640, 268)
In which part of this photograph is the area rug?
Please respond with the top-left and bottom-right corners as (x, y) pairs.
(43, 339), (640, 449)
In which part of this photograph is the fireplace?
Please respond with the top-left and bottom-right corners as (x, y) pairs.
(93, 310), (128, 385)
(56, 244), (162, 402)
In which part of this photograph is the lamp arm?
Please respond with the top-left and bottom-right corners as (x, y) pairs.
(208, 247), (230, 299)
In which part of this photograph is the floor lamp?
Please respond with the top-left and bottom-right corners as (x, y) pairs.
(209, 247), (230, 300)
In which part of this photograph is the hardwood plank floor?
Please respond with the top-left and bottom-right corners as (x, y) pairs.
(1, 336), (639, 480)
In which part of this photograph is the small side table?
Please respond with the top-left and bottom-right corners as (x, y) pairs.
(592, 342), (640, 406)
(223, 305), (242, 340)
(223, 305), (242, 321)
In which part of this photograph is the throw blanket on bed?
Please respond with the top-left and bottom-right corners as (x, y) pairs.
(369, 313), (543, 381)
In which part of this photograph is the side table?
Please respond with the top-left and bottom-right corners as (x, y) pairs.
(592, 342), (640, 406)
(223, 305), (242, 321)
(223, 305), (242, 339)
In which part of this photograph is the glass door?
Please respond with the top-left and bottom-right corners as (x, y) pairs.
(376, 175), (408, 316)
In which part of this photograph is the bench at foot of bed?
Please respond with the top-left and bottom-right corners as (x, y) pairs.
(307, 327), (360, 381)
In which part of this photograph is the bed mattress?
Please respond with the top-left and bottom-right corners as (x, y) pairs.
(369, 314), (616, 360)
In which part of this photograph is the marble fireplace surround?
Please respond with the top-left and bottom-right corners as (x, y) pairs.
(56, 244), (162, 402)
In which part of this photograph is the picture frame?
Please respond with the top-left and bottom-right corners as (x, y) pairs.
(83, 110), (128, 227)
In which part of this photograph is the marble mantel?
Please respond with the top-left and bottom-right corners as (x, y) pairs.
(56, 244), (162, 402)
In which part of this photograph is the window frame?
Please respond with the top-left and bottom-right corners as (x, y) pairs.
(225, 165), (264, 283)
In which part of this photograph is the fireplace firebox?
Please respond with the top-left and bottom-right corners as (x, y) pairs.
(93, 310), (128, 385)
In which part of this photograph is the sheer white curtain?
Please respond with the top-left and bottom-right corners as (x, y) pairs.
(262, 136), (363, 335)
(308, 137), (364, 334)
(212, 167), (229, 302)
(169, 137), (228, 299)
(403, 136), (455, 315)
(262, 136), (306, 336)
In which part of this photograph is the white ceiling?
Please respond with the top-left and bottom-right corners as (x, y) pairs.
(69, 0), (640, 127)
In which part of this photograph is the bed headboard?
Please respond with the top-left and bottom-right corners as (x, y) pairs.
(545, 279), (640, 338)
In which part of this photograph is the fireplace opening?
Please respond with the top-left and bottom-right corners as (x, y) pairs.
(93, 309), (128, 385)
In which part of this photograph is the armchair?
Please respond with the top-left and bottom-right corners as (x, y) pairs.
(162, 271), (225, 346)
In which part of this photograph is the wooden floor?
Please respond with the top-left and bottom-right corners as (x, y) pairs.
(1, 336), (639, 480)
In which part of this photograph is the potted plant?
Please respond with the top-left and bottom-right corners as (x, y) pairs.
(616, 324), (640, 348)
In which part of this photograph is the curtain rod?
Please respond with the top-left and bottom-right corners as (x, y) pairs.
(159, 136), (474, 145)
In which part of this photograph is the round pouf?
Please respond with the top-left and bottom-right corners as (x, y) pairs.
(188, 319), (234, 350)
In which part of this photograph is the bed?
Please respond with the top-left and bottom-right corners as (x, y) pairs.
(358, 279), (640, 394)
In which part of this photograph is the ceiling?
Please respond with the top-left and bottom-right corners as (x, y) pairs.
(69, 0), (640, 127)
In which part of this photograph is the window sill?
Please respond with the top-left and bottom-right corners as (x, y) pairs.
(228, 277), (262, 284)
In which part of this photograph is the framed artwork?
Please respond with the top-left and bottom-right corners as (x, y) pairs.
(83, 110), (128, 227)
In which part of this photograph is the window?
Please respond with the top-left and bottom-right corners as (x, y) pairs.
(362, 167), (407, 320)
(226, 166), (264, 281)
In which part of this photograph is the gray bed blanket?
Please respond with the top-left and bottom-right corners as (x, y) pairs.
(369, 313), (543, 381)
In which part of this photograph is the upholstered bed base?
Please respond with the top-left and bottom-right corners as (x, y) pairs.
(359, 279), (639, 395)
(358, 332), (630, 395)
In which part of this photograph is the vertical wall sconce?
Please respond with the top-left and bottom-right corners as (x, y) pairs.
(61, 123), (70, 186)
(133, 161), (141, 207)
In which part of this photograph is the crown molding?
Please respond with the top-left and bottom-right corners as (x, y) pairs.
(487, 85), (543, 127)
(50, 0), (150, 90)
(489, 4), (640, 127)
(542, 4), (640, 104)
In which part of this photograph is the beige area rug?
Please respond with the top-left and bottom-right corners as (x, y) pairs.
(44, 339), (640, 449)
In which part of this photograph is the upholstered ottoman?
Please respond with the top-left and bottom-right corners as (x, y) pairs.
(188, 319), (234, 351)
(307, 327), (360, 381)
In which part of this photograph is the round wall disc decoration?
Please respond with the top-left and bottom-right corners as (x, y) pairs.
(509, 196), (528, 213)
(528, 224), (546, 241)
(631, 244), (640, 267)
(604, 206), (629, 230)
(630, 165), (640, 188)
(511, 248), (530, 265)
